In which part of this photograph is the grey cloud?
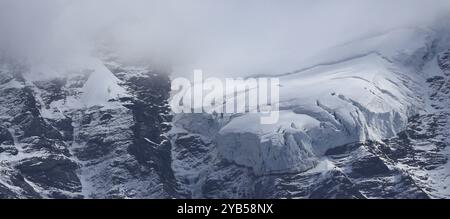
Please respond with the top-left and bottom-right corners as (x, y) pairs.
(1, 0), (449, 77)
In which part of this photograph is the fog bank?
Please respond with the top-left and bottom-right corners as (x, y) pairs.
(1, 0), (450, 77)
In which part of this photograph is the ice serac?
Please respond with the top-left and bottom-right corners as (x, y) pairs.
(170, 26), (450, 198)
(217, 112), (318, 175)
(212, 28), (430, 175)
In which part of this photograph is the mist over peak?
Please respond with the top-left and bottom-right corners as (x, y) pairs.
(1, 0), (450, 77)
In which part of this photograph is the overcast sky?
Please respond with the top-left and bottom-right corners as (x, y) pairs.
(1, 0), (450, 77)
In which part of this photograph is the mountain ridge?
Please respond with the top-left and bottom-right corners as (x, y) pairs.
(1, 26), (450, 198)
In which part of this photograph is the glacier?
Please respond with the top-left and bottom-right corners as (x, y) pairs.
(170, 26), (450, 198)
(1, 25), (450, 198)
(174, 28), (431, 174)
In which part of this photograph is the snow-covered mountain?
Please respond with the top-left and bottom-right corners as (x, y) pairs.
(168, 26), (450, 199)
(0, 53), (176, 198)
(1, 25), (450, 199)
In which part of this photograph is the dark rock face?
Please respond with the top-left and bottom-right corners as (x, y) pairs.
(438, 49), (450, 75)
(122, 74), (176, 193)
(16, 155), (81, 196)
(200, 162), (255, 199)
(33, 78), (67, 106)
(0, 126), (13, 145)
(0, 163), (42, 199)
(308, 170), (365, 199)
(174, 135), (211, 160)
(325, 141), (430, 199)
(46, 116), (74, 142)
(103, 62), (178, 198)
(0, 63), (82, 198)
(8, 87), (63, 140)
(75, 135), (115, 161)
(20, 137), (71, 156)
(0, 146), (18, 156)
(350, 156), (390, 177)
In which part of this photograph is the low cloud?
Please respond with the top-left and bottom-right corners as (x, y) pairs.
(1, 0), (450, 77)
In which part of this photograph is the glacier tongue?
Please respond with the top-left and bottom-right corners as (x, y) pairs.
(172, 27), (433, 179)
(217, 112), (318, 175)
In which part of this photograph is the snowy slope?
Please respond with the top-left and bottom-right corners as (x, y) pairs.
(170, 26), (450, 198)
(197, 28), (429, 174)
(0, 54), (175, 198)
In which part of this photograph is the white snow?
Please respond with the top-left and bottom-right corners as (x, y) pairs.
(22, 56), (131, 119)
(0, 79), (24, 89)
(217, 111), (319, 175)
(80, 60), (128, 108)
(174, 27), (433, 176)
